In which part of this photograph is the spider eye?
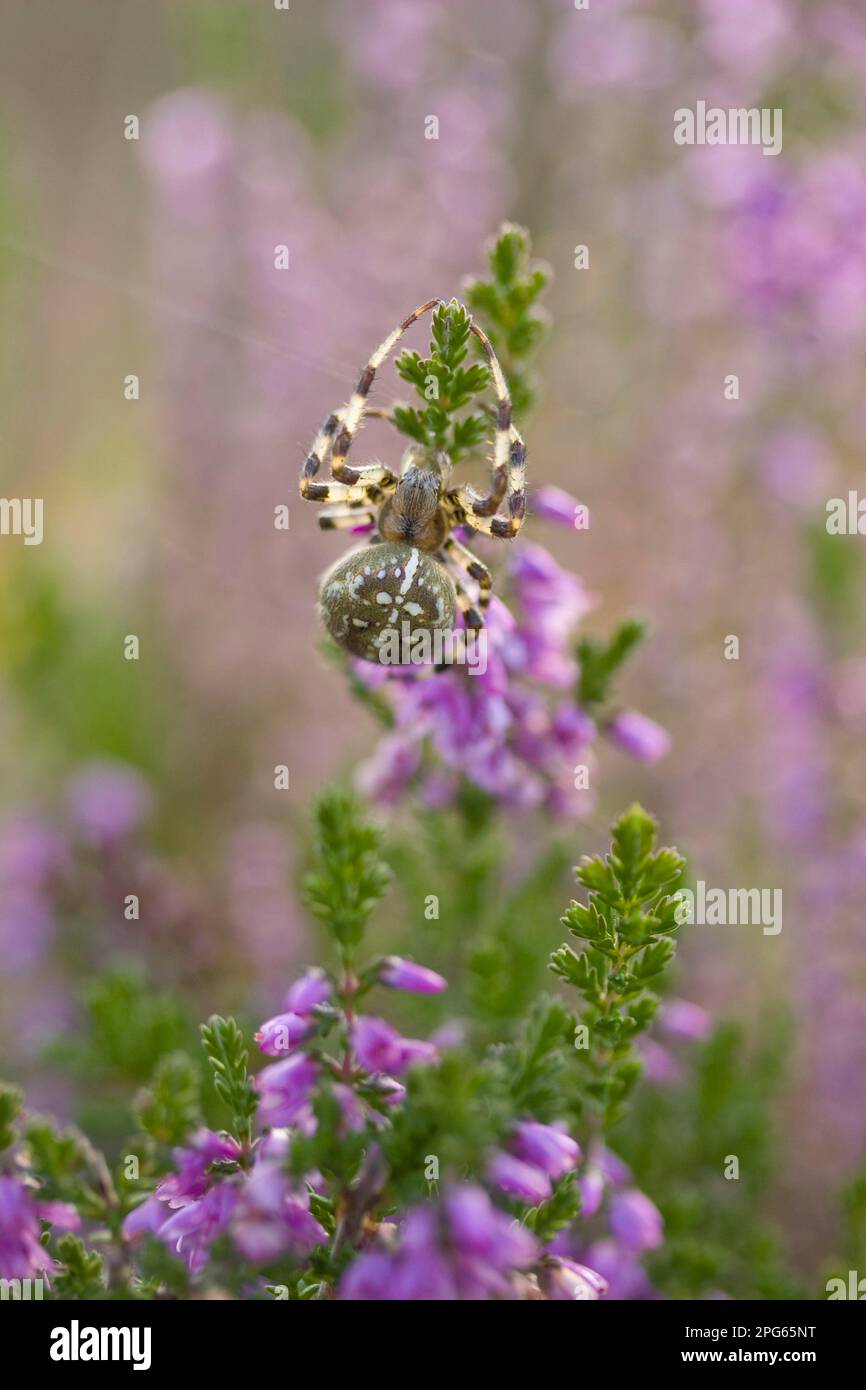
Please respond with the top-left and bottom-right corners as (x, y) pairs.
(318, 541), (457, 664)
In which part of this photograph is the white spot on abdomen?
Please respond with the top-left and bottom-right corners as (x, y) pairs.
(400, 548), (420, 595)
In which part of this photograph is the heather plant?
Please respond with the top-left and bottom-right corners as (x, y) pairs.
(350, 226), (669, 818)
(0, 224), (814, 1302)
(0, 793), (693, 1300)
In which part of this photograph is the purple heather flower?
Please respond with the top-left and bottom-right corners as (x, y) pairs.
(256, 1054), (319, 1128)
(36, 1200), (80, 1229)
(596, 1146), (632, 1187)
(512, 1121), (581, 1180)
(368, 1076), (406, 1107)
(232, 1165), (327, 1264)
(660, 998), (713, 1042)
(579, 1165), (606, 1220)
(337, 1247), (397, 1300)
(551, 701), (595, 750)
(160, 1182), (238, 1276)
(583, 1237), (657, 1301)
(333, 1083), (367, 1134)
(0, 1176), (78, 1282)
(339, 1184), (537, 1301)
(640, 1038), (682, 1085)
(352, 1015), (437, 1078)
(0, 817), (69, 972)
(533, 484), (586, 528)
(66, 761), (152, 846)
(283, 968), (331, 1015)
(379, 956), (447, 995)
(123, 1195), (168, 1242)
(541, 1256), (608, 1301)
(606, 710), (671, 764)
(394, 1206), (459, 1299)
(353, 541), (605, 820)
(509, 544), (593, 688)
(609, 1188), (664, 1252)
(0, 889), (57, 972)
(156, 1130), (241, 1209)
(254, 1011), (313, 1057)
(0, 817), (68, 888)
(430, 1018), (466, 1050)
(445, 1185), (536, 1272)
(356, 732), (422, 804)
(579, 1143), (632, 1218)
(142, 89), (234, 197)
(488, 1151), (552, 1204)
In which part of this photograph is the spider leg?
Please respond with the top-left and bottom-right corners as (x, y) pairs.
(317, 503), (377, 532)
(449, 321), (526, 538)
(437, 550), (484, 630)
(300, 407), (398, 500)
(440, 534), (492, 609)
(445, 503), (519, 541)
(330, 299), (443, 482)
(303, 477), (391, 505)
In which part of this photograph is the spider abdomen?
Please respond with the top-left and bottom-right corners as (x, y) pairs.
(318, 541), (458, 663)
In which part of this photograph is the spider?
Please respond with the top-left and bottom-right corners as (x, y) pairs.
(299, 298), (526, 664)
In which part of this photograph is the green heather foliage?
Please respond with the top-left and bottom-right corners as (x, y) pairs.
(0, 226), (832, 1302)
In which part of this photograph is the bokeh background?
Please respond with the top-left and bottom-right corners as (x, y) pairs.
(1, 0), (865, 1281)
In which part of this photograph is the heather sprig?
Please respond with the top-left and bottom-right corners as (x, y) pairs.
(200, 1016), (257, 1149)
(50, 1234), (105, 1299)
(133, 1052), (202, 1148)
(390, 222), (550, 462)
(0, 796), (769, 1300)
(577, 618), (649, 711)
(392, 298), (490, 462)
(303, 786), (392, 963)
(463, 222), (551, 417)
(550, 804), (686, 1128)
(0, 1083), (21, 1152)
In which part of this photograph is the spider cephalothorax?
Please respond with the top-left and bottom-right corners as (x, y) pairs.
(300, 299), (526, 664)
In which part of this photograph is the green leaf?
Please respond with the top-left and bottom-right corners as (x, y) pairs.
(550, 806), (685, 1131)
(200, 1016), (257, 1143)
(575, 856), (619, 904)
(52, 1234), (105, 1299)
(639, 849), (687, 899)
(525, 1172), (582, 1243)
(0, 1082), (22, 1151)
(488, 224), (528, 286)
(450, 414), (488, 456)
(134, 1052), (202, 1147)
(390, 404), (430, 445)
(561, 899), (609, 944)
(431, 299), (471, 367)
(632, 939), (675, 981)
(303, 786), (392, 954)
(577, 618), (648, 709)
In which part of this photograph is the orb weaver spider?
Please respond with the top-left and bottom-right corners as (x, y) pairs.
(299, 299), (526, 664)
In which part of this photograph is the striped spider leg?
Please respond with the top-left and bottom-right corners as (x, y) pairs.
(299, 299), (444, 504)
(300, 405), (398, 504)
(447, 320), (527, 540)
(316, 503), (378, 533)
(438, 533), (492, 630)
